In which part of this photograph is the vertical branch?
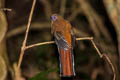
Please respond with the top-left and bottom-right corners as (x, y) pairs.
(104, 0), (120, 76)
(60, 0), (67, 17)
(116, 0), (120, 68)
(22, 0), (36, 50)
(40, 0), (52, 20)
(17, 0), (36, 71)
(0, 1), (8, 79)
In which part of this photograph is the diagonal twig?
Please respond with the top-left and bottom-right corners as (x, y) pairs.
(90, 39), (116, 80)
(17, 0), (36, 71)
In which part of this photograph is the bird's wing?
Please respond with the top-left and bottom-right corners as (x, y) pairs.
(54, 32), (69, 50)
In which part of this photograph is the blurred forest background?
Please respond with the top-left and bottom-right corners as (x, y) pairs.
(0, 0), (120, 80)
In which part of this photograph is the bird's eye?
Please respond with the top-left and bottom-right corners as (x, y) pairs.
(51, 16), (57, 21)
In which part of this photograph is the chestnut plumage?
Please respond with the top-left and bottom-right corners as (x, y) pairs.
(51, 14), (75, 77)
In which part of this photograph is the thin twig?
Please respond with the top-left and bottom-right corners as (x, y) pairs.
(90, 39), (102, 58)
(76, 37), (93, 41)
(103, 54), (116, 80)
(90, 39), (116, 80)
(25, 41), (55, 49)
(17, 0), (36, 71)
(25, 37), (93, 50)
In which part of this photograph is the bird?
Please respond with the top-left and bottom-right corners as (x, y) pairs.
(51, 14), (75, 77)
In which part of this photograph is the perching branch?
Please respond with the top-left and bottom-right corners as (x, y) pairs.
(25, 37), (93, 50)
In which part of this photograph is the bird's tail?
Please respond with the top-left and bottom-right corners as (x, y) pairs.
(59, 48), (75, 77)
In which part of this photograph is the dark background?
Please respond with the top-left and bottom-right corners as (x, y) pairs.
(2, 0), (119, 80)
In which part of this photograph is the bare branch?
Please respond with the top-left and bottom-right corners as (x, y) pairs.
(25, 37), (93, 50)
(17, 0), (36, 71)
(60, 0), (67, 17)
(25, 41), (55, 49)
(102, 54), (116, 80)
(90, 39), (102, 58)
(40, 0), (52, 20)
(90, 39), (116, 80)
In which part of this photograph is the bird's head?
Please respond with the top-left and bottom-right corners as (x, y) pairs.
(51, 14), (58, 21)
(51, 14), (63, 21)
